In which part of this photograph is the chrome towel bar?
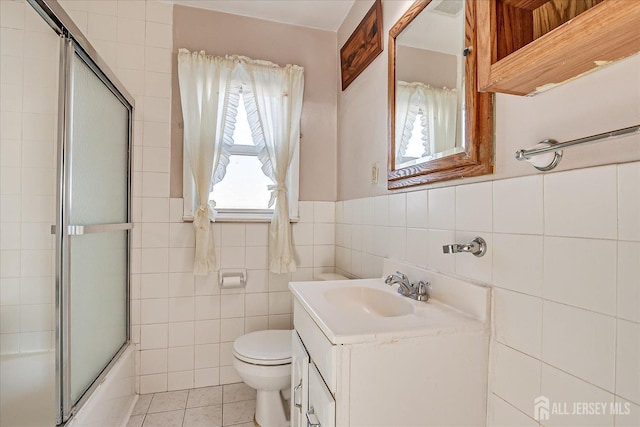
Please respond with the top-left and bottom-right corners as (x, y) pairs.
(515, 124), (640, 171)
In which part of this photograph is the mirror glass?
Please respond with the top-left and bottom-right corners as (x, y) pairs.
(389, 0), (493, 189)
(394, 0), (465, 169)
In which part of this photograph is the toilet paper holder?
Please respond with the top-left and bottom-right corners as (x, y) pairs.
(219, 269), (247, 289)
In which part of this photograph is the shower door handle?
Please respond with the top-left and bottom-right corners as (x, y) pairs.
(67, 223), (133, 235)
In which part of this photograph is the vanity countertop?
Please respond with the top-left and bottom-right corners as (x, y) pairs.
(289, 278), (487, 345)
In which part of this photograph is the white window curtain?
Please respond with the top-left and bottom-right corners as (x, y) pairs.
(177, 49), (240, 275)
(241, 60), (305, 274)
(395, 81), (420, 160)
(395, 81), (457, 160)
(422, 84), (457, 156)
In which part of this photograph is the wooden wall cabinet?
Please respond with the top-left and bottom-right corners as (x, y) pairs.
(478, 0), (640, 96)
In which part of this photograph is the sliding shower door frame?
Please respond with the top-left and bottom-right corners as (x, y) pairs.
(27, 1), (135, 425)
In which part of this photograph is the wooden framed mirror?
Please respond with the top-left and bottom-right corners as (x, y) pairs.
(388, 0), (493, 189)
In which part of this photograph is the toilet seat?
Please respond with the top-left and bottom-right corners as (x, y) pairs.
(233, 330), (292, 366)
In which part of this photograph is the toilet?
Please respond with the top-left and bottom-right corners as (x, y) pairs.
(232, 272), (349, 427)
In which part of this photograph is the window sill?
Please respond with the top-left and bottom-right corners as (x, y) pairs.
(182, 213), (299, 223)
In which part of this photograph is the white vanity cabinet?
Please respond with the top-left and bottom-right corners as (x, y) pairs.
(291, 331), (309, 427)
(289, 263), (491, 427)
(291, 330), (336, 427)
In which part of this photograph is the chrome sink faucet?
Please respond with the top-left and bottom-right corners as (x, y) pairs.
(384, 271), (430, 302)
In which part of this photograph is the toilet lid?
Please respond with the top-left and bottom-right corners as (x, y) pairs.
(233, 330), (292, 366)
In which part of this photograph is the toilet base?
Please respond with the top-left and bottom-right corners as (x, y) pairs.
(255, 389), (289, 427)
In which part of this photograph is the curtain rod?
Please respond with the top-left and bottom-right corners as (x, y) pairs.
(515, 124), (640, 171)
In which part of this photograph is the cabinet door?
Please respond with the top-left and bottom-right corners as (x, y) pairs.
(307, 362), (335, 427)
(291, 331), (309, 427)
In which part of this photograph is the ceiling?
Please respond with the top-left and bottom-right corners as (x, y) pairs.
(170, 0), (356, 31)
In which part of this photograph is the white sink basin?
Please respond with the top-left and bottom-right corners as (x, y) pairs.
(289, 276), (487, 344)
(324, 286), (413, 317)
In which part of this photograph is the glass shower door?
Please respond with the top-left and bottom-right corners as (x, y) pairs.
(60, 42), (132, 420)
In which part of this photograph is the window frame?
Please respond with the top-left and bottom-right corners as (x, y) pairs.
(182, 132), (300, 223)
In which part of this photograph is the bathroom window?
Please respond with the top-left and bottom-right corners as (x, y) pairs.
(183, 92), (299, 222)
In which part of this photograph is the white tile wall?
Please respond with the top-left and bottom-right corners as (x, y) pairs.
(336, 162), (640, 425)
(0, 0), (57, 355)
(131, 198), (334, 394)
(542, 364), (615, 426)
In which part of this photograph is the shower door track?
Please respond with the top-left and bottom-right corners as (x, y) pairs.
(27, 1), (136, 425)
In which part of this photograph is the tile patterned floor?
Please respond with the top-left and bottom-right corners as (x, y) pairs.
(127, 383), (257, 427)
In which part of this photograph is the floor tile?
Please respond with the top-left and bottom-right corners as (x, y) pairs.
(223, 400), (256, 425)
(187, 386), (223, 408)
(126, 414), (145, 427)
(147, 390), (189, 413)
(132, 394), (153, 416)
(184, 404), (223, 427)
(142, 409), (184, 427)
(223, 382), (256, 403)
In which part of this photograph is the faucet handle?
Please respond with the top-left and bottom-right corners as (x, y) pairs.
(415, 280), (430, 301)
(396, 271), (408, 280)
